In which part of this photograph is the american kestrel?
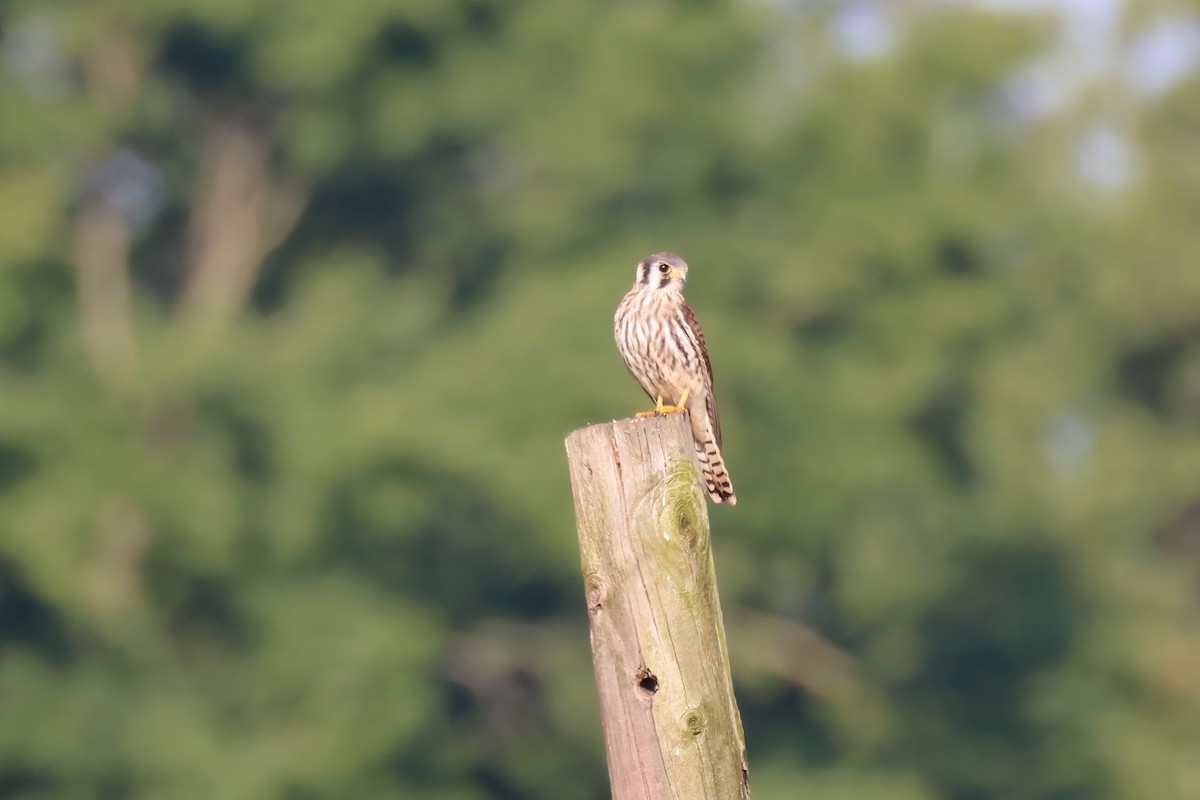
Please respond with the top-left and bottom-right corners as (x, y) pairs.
(614, 252), (736, 505)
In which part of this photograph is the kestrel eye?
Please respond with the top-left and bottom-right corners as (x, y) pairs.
(658, 263), (669, 273)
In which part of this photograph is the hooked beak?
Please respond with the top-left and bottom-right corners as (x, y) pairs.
(668, 267), (687, 282)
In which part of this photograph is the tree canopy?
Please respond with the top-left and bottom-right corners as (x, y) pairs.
(2, 1), (1200, 798)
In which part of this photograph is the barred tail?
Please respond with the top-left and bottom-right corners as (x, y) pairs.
(695, 438), (737, 505)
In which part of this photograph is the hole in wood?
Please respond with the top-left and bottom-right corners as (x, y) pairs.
(635, 665), (658, 696)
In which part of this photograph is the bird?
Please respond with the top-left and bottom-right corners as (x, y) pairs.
(614, 251), (736, 505)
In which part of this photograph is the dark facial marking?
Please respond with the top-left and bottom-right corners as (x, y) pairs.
(635, 255), (682, 289)
(636, 260), (650, 286)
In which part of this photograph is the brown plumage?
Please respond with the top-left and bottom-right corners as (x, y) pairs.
(614, 252), (737, 505)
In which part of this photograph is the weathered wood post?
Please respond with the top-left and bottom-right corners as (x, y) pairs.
(565, 413), (750, 800)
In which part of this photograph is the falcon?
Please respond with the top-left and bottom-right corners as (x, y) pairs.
(614, 252), (737, 505)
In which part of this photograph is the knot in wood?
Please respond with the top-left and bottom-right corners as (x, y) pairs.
(584, 573), (606, 612)
(682, 706), (706, 737)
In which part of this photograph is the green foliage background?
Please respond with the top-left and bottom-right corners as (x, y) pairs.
(2, 1), (1199, 798)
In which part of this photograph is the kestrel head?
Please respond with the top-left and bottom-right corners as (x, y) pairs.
(635, 251), (688, 292)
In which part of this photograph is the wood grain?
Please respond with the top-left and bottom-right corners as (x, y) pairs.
(565, 413), (750, 800)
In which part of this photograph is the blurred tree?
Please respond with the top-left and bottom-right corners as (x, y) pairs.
(1, 0), (1199, 799)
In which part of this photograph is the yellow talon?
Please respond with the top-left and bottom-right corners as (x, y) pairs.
(635, 390), (689, 418)
(636, 396), (666, 418)
(660, 388), (690, 415)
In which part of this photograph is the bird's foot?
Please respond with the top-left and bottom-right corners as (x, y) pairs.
(636, 390), (689, 417)
(636, 396), (666, 418)
(659, 388), (690, 415)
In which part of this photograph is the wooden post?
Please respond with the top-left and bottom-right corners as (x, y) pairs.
(565, 414), (751, 800)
